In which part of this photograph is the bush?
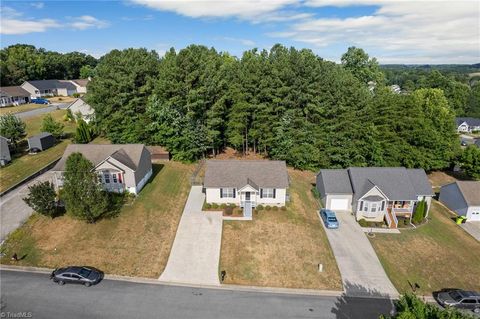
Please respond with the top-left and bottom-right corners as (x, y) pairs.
(228, 203), (236, 208)
(412, 200), (426, 224)
(220, 203), (227, 209)
(272, 206), (279, 211)
(73, 93), (80, 98)
(204, 203), (212, 209)
(280, 206), (287, 211)
(41, 114), (64, 139)
(256, 205), (264, 210)
(224, 206), (233, 216)
(211, 203), (219, 209)
(23, 181), (58, 218)
(358, 219), (368, 227)
(75, 119), (93, 143)
(265, 205), (272, 210)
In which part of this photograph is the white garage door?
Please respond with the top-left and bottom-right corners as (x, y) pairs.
(330, 198), (349, 211)
(469, 210), (480, 221)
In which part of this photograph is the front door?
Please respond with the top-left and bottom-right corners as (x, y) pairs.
(245, 192), (251, 201)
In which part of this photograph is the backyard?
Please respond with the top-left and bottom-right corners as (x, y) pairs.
(220, 169), (342, 290)
(0, 162), (194, 278)
(370, 200), (480, 295)
(0, 110), (77, 192)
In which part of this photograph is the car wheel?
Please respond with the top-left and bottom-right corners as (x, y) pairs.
(84, 282), (92, 287)
(58, 280), (65, 285)
(474, 308), (480, 314)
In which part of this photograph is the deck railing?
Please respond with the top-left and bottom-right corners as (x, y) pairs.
(385, 211), (393, 228)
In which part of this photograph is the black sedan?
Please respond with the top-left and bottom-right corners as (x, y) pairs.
(51, 266), (104, 287)
(434, 289), (480, 314)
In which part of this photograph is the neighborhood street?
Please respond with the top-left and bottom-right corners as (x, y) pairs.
(0, 270), (394, 319)
(15, 103), (69, 119)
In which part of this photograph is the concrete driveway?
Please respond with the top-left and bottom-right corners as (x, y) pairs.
(460, 222), (480, 242)
(160, 186), (223, 286)
(321, 212), (399, 298)
(0, 172), (54, 243)
(15, 103), (68, 119)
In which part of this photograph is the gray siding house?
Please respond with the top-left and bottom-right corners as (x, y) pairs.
(0, 86), (30, 107)
(27, 132), (55, 151)
(52, 144), (152, 195)
(0, 136), (11, 166)
(317, 167), (434, 228)
(439, 181), (480, 222)
(456, 117), (480, 133)
(21, 80), (78, 98)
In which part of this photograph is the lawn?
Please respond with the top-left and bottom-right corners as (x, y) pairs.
(220, 169), (342, 290)
(0, 162), (194, 278)
(369, 200), (480, 295)
(47, 96), (76, 103)
(0, 110), (77, 192)
(0, 103), (49, 116)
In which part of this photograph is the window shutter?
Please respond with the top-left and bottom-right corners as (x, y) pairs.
(359, 201), (363, 211)
(220, 188), (223, 198)
(260, 189), (263, 198)
(233, 188), (236, 198)
(273, 189), (276, 198)
(118, 174), (122, 184)
(381, 201), (385, 211)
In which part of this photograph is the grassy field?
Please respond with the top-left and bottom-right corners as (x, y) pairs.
(0, 162), (194, 278)
(47, 96), (76, 103)
(0, 110), (77, 192)
(0, 103), (50, 116)
(370, 201), (480, 295)
(220, 169), (342, 290)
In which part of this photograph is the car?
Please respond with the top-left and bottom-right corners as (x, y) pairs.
(320, 208), (339, 229)
(434, 289), (480, 313)
(50, 266), (104, 287)
(461, 140), (468, 146)
(31, 98), (50, 105)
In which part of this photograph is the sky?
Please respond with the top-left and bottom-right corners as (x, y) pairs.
(0, 0), (479, 64)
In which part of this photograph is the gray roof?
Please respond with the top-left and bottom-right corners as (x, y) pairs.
(406, 169), (435, 196)
(317, 169), (353, 194)
(28, 132), (53, 140)
(0, 86), (30, 97)
(26, 80), (77, 91)
(52, 144), (147, 172)
(203, 160), (289, 189)
(455, 181), (480, 206)
(456, 117), (480, 127)
(71, 79), (89, 87)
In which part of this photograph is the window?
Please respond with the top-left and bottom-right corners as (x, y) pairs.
(461, 299), (477, 304)
(363, 202), (369, 212)
(261, 188), (275, 198)
(103, 172), (110, 184)
(112, 174), (118, 183)
(221, 188), (235, 198)
(371, 203), (377, 213)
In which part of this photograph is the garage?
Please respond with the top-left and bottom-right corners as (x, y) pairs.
(330, 198), (350, 211)
(439, 181), (480, 222)
(468, 209), (480, 221)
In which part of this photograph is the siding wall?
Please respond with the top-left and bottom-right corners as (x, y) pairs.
(439, 183), (468, 216)
(206, 188), (286, 206)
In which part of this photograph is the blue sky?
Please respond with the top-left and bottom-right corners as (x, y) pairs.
(1, 0), (479, 63)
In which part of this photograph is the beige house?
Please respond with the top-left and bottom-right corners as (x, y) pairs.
(52, 144), (152, 195)
(67, 98), (95, 123)
(21, 80), (78, 98)
(70, 79), (89, 94)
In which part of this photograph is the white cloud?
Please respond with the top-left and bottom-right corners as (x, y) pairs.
(0, 6), (60, 34)
(70, 15), (109, 30)
(221, 36), (255, 46)
(31, 2), (45, 9)
(273, 0), (480, 63)
(121, 14), (154, 21)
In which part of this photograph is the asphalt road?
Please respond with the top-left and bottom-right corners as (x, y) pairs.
(15, 103), (69, 119)
(0, 270), (394, 319)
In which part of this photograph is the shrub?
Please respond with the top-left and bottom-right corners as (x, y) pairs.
(224, 206), (233, 216)
(256, 205), (264, 210)
(220, 203), (227, 209)
(204, 203), (212, 209)
(412, 200), (426, 224)
(75, 119), (93, 143)
(280, 206), (287, 211)
(311, 186), (320, 198)
(41, 114), (64, 139)
(403, 219), (409, 226)
(272, 206), (279, 211)
(228, 203), (236, 208)
(265, 205), (272, 210)
(73, 93), (80, 98)
(211, 203), (219, 209)
(23, 181), (58, 218)
(358, 219), (368, 227)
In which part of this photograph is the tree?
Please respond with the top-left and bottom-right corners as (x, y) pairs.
(75, 119), (93, 143)
(80, 65), (95, 79)
(41, 114), (64, 139)
(412, 200), (426, 224)
(459, 146), (480, 180)
(0, 113), (26, 151)
(23, 181), (58, 218)
(62, 153), (109, 223)
(341, 46), (384, 85)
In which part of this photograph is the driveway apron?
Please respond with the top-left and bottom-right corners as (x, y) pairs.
(321, 212), (399, 298)
(160, 186), (223, 286)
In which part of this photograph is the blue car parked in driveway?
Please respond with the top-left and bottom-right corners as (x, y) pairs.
(31, 98), (50, 105)
(320, 209), (339, 229)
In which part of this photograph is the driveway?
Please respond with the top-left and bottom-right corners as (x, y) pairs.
(321, 212), (399, 298)
(0, 172), (54, 243)
(15, 103), (68, 119)
(460, 222), (480, 242)
(159, 186), (223, 286)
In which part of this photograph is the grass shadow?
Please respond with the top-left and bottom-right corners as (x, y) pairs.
(142, 163), (164, 189)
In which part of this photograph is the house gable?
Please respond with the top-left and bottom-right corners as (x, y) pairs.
(359, 185), (389, 201)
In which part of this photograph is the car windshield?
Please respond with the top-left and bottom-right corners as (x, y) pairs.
(449, 291), (463, 301)
(78, 268), (91, 278)
(327, 217), (338, 222)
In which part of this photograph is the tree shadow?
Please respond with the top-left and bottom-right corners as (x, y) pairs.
(330, 281), (395, 319)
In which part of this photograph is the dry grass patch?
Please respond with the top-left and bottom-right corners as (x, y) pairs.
(220, 169), (342, 290)
(0, 162), (194, 278)
(370, 201), (480, 295)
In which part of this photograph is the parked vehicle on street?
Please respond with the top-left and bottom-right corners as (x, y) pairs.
(320, 208), (339, 229)
(31, 98), (50, 105)
(434, 289), (480, 313)
(51, 266), (104, 287)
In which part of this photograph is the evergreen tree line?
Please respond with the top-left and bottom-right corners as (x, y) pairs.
(86, 44), (461, 171)
(0, 44), (97, 86)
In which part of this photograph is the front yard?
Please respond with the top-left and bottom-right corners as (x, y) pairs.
(0, 103), (49, 116)
(0, 162), (194, 277)
(220, 169), (342, 290)
(369, 200), (480, 295)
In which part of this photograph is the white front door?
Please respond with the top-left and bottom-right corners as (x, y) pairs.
(330, 198), (349, 211)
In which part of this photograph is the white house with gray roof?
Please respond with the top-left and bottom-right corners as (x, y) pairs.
(203, 160), (289, 218)
(52, 144), (152, 195)
(316, 167), (434, 228)
(439, 181), (480, 222)
(456, 117), (480, 133)
(21, 80), (78, 98)
(67, 98), (95, 123)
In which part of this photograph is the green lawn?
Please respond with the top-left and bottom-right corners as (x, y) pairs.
(0, 162), (194, 278)
(0, 110), (77, 192)
(0, 103), (50, 116)
(370, 201), (480, 295)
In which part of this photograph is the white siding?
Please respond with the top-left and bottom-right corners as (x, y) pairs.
(21, 82), (40, 98)
(467, 206), (480, 221)
(257, 188), (286, 206)
(206, 188), (240, 205)
(206, 187), (287, 206)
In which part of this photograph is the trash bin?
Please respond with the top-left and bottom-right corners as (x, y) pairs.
(456, 216), (463, 225)
(461, 216), (467, 224)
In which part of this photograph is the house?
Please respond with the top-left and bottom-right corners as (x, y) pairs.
(67, 98), (95, 123)
(27, 132), (55, 152)
(0, 86), (30, 107)
(52, 144), (152, 195)
(203, 160), (289, 218)
(21, 80), (78, 98)
(439, 181), (480, 222)
(390, 84), (402, 94)
(316, 167), (434, 228)
(456, 117), (480, 133)
(70, 79), (89, 94)
(146, 146), (170, 161)
(0, 136), (11, 166)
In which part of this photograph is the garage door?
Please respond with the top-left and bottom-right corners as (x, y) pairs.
(469, 210), (480, 221)
(330, 198), (349, 211)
